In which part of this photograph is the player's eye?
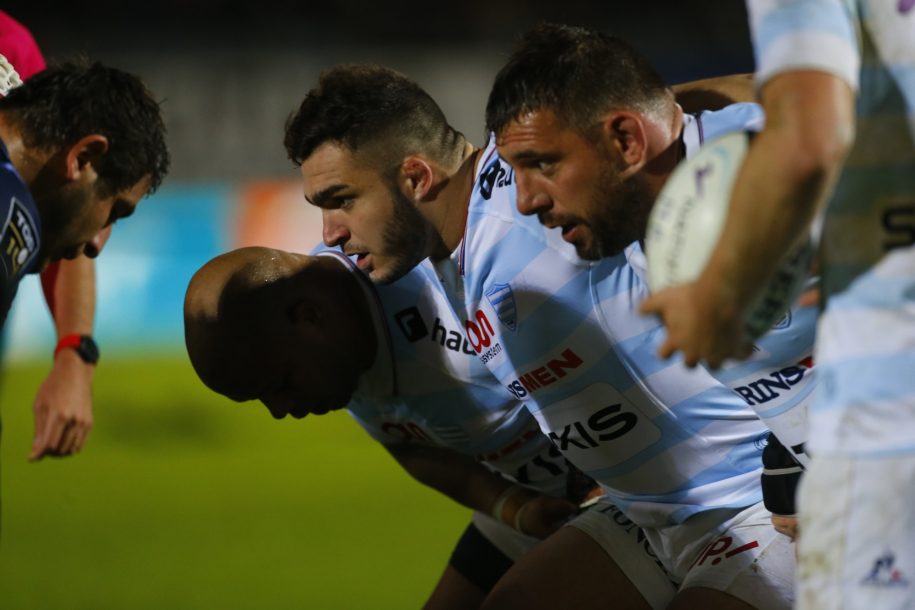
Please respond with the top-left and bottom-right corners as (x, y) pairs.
(537, 159), (557, 174)
(336, 196), (355, 210)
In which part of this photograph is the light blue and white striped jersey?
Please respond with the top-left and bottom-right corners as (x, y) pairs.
(750, 0), (915, 298)
(315, 249), (571, 497)
(749, 0), (915, 455)
(435, 104), (817, 527)
(633, 106), (818, 461)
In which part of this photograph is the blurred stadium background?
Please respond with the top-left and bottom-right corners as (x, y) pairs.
(0, 2), (753, 607)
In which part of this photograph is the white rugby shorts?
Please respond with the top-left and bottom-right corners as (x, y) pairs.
(571, 499), (795, 609)
(797, 454), (915, 610)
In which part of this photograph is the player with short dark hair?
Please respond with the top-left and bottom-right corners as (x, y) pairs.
(284, 66), (467, 285)
(0, 59), (169, 204)
(0, 59), (168, 321)
(486, 18), (814, 538)
(0, 58), (169, 458)
(0, 10), (111, 461)
(487, 23), (670, 154)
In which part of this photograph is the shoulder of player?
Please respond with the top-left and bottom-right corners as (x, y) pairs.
(694, 102), (765, 141)
(0, 154), (35, 210)
(463, 194), (586, 277)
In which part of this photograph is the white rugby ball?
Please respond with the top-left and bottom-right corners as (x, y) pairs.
(645, 131), (811, 339)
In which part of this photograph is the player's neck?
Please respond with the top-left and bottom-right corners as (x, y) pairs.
(429, 142), (480, 261)
(641, 104), (685, 200)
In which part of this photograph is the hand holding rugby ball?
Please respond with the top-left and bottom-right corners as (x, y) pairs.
(645, 131), (811, 340)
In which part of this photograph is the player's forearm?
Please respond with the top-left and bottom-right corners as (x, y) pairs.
(673, 73), (754, 113)
(48, 257), (96, 336)
(385, 442), (532, 515)
(699, 71), (854, 311)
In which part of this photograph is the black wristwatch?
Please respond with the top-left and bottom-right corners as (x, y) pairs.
(55, 334), (100, 365)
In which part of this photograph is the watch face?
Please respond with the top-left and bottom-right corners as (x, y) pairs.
(77, 336), (100, 364)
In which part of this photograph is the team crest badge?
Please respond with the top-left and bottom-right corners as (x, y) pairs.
(0, 196), (38, 278)
(485, 283), (517, 331)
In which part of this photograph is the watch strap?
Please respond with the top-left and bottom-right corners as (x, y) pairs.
(54, 334), (99, 364)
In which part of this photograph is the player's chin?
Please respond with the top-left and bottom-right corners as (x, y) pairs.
(561, 225), (598, 260)
(369, 259), (408, 285)
(52, 243), (84, 261)
(572, 236), (603, 261)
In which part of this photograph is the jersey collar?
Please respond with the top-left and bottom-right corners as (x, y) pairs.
(681, 112), (705, 159)
(316, 250), (397, 398)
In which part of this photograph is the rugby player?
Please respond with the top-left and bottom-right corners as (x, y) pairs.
(485, 23), (813, 539)
(284, 64), (799, 608)
(0, 10), (107, 459)
(639, 2), (915, 608)
(0, 59), (169, 456)
(184, 246), (677, 609)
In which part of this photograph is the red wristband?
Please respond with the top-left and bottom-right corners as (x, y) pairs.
(54, 334), (83, 358)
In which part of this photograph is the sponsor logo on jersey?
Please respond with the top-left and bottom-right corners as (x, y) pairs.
(593, 502), (674, 581)
(505, 348), (584, 399)
(732, 356), (813, 406)
(861, 551), (909, 587)
(1, 196), (38, 278)
(478, 159), (514, 201)
(485, 282), (517, 331)
(689, 535), (760, 569)
(476, 428), (541, 462)
(394, 306), (429, 342)
(394, 307), (476, 355)
(510, 442), (571, 486)
(882, 203), (915, 251)
(547, 403), (638, 451)
(465, 309), (503, 363)
(535, 383), (661, 469)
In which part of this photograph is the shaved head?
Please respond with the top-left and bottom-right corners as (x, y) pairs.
(184, 247), (376, 418)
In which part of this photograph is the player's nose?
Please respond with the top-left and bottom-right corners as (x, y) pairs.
(83, 225), (113, 258)
(322, 211), (351, 248)
(514, 173), (551, 217)
(516, 188), (553, 217)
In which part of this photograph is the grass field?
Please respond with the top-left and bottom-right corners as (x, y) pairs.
(0, 356), (469, 609)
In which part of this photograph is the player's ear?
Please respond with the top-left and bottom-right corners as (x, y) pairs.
(400, 156), (435, 202)
(600, 111), (648, 177)
(63, 134), (109, 183)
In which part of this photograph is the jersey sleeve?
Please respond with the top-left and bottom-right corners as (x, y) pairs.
(0, 155), (40, 323)
(748, 0), (860, 91)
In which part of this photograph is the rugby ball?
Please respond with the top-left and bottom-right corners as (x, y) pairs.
(645, 131), (811, 339)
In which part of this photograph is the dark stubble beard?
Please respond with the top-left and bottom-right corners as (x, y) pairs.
(581, 168), (654, 261)
(372, 187), (433, 284)
(35, 181), (96, 266)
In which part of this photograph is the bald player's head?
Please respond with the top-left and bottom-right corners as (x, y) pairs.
(184, 247), (376, 419)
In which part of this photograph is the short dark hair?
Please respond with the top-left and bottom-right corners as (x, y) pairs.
(486, 23), (671, 137)
(0, 59), (169, 195)
(284, 65), (463, 170)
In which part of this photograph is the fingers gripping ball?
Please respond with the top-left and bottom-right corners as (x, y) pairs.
(645, 131), (811, 340)
(0, 54), (23, 96)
